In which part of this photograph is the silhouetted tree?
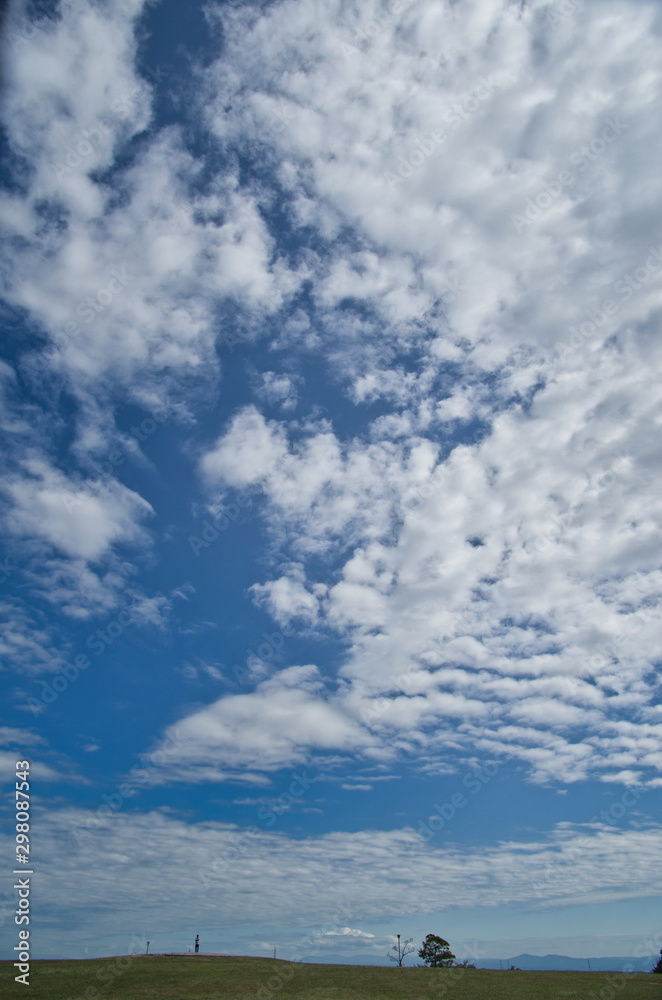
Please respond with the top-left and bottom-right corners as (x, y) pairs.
(418, 934), (456, 968)
(652, 949), (662, 973)
(387, 934), (416, 967)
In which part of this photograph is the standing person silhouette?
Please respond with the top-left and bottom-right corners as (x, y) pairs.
(195, 935), (199, 954)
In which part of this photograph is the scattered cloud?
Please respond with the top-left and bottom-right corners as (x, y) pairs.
(33, 807), (662, 953)
(2, 0), (662, 960)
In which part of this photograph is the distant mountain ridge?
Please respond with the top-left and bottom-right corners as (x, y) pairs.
(475, 953), (653, 972)
(300, 952), (656, 972)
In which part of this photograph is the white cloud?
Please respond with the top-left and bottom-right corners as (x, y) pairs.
(318, 926), (375, 938)
(251, 563), (321, 626)
(155, 664), (374, 780)
(2, 0), (305, 438)
(2, 1), (662, 960)
(25, 806), (662, 954)
(0, 602), (66, 674)
(0, 750), (71, 783)
(0, 450), (158, 622)
(201, 406), (289, 488)
(3, 455), (152, 561)
(200, 406), (410, 559)
(255, 371), (299, 411)
(0, 726), (83, 782)
(4, 0), (662, 798)
(199, 0), (662, 394)
(3, 0), (150, 212)
(190, 386), (662, 784)
(0, 725), (45, 747)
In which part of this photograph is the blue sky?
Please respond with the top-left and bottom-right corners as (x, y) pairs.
(1, 0), (662, 966)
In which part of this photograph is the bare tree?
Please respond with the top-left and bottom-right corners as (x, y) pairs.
(388, 934), (416, 967)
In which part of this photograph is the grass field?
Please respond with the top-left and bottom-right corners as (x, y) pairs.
(2, 955), (659, 999)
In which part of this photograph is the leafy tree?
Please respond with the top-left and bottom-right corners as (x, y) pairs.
(652, 949), (662, 973)
(454, 959), (476, 969)
(418, 934), (456, 968)
(387, 934), (416, 967)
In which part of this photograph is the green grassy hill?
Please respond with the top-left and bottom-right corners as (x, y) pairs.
(2, 954), (658, 999)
